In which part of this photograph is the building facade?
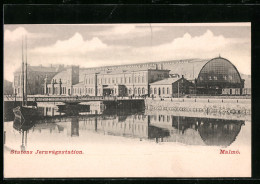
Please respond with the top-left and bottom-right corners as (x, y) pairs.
(71, 69), (170, 97)
(13, 56), (248, 97)
(196, 57), (244, 95)
(13, 64), (64, 96)
(45, 65), (79, 96)
(150, 76), (194, 98)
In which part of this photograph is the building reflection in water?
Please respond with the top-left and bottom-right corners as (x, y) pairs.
(150, 115), (244, 146)
(14, 104), (245, 147)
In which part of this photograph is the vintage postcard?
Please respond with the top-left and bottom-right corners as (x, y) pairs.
(3, 23), (251, 177)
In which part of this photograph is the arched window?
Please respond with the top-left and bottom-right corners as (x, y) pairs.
(142, 76), (144, 83)
(138, 88), (141, 94)
(138, 76), (140, 83)
(142, 88), (145, 94)
(158, 88), (161, 95)
(167, 87), (169, 94)
(162, 87), (165, 94)
(134, 88), (137, 94)
(150, 88), (153, 94)
(154, 88), (157, 94)
(129, 88), (132, 94)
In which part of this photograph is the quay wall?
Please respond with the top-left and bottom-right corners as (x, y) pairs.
(145, 98), (251, 121)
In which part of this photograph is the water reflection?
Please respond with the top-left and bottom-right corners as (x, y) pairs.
(13, 118), (35, 151)
(150, 115), (244, 146)
(10, 103), (245, 148)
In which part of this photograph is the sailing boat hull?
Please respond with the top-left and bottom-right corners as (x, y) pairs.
(13, 106), (38, 123)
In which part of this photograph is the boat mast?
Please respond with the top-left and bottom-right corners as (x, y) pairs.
(25, 35), (28, 106)
(22, 37), (25, 106)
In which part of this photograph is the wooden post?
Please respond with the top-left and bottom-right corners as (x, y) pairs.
(178, 82), (179, 98)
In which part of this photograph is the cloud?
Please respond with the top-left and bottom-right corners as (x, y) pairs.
(134, 30), (250, 59)
(131, 29), (251, 74)
(5, 28), (250, 82)
(31, 33), (108, 54)
(4, 26), (51, 42)
(94, 24), (163, 39)
(4, 27), (30, 42)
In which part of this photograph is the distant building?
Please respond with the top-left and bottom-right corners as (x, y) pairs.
(13, 64), (64, 96)
(4, 80), (13, 95)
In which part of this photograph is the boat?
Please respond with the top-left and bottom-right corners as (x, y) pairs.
(13, 36), (38, 125)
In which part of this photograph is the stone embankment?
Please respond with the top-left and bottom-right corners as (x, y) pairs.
(145, 98), (251, 121)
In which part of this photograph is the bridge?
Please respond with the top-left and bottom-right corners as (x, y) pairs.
(4, 95), (145, 103)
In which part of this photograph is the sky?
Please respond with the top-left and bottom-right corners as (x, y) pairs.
(4, 23), (251, 82)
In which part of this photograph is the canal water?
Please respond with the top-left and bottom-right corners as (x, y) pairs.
(4, 102), (251, 177)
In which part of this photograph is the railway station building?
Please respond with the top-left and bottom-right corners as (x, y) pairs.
(13, 56), (249, 97)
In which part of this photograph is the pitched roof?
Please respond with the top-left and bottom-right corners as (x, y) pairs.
(73, 82), (84, 87)
(79, 58), (209, 80)
(14, 65), (58, 73)
(165, 59), (209, 80)
(150, 78), (181, 85)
